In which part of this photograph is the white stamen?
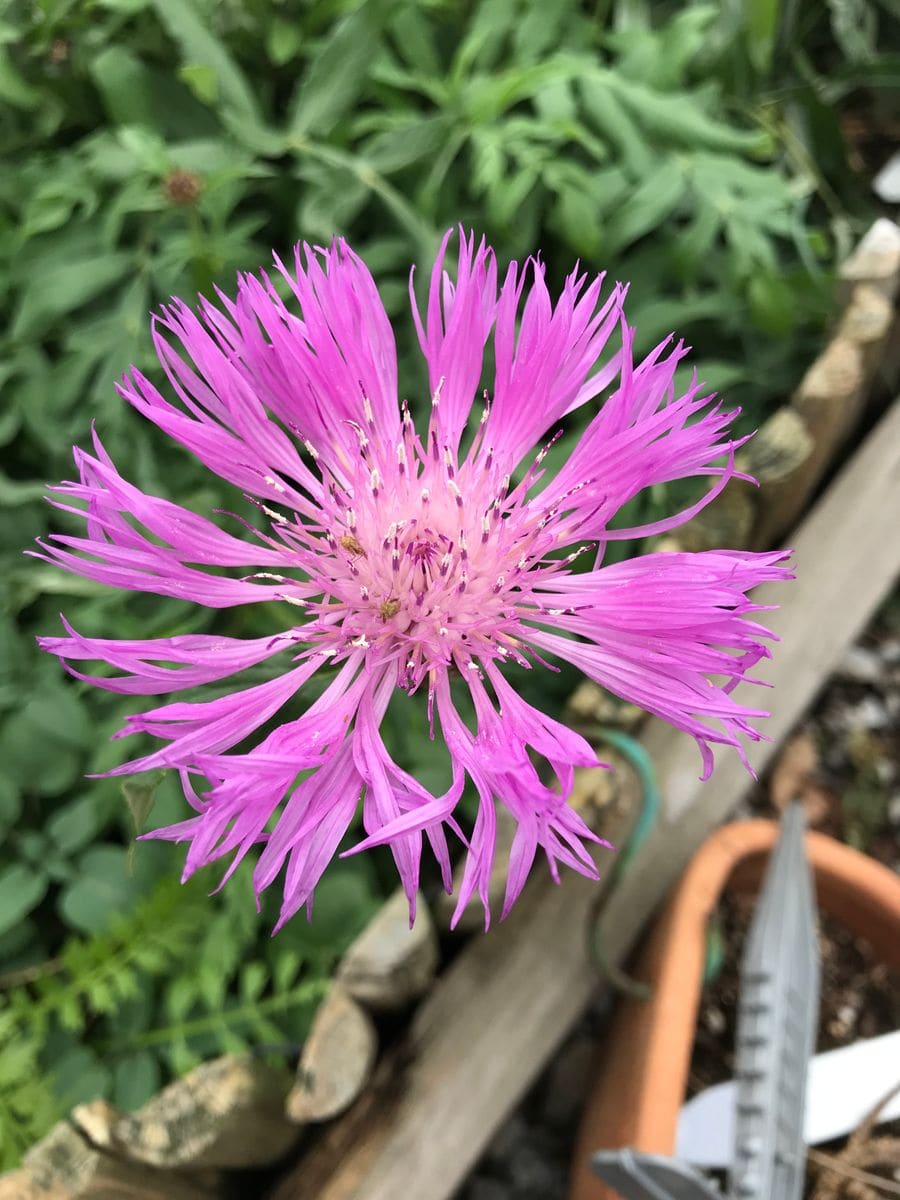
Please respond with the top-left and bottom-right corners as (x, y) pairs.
(261, 504), (288, 524)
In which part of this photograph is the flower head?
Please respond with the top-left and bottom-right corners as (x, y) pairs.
(36, 231), (791, 928)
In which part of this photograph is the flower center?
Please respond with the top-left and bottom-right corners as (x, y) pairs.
(275, 398), (587, 693)
(323, 493), (520, 687)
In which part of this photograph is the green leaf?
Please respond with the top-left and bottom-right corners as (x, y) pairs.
(112, 1051), (160, 1110)
(0, 46), (40, 110)
(296, 161), (369, 239)
(178, 63), (218, 106)
(279, 864), (378, 957)
(116, 125), (169, 173)
(462, 58), (580, 124)
(550, 185), (603, 258)
(271, 947), (303, 994)
(266, 18), (303, 67)
(95, 0), (152, 10)
(745, 0), (782, 74)
(0, 688), (90, 796)
(748, 271), (796, 335)
(656, 5), (719, 83)
(151, 0), (259, 122)
(165, 976), (198, 1023)
(11, 254), (133, 341)
(122, 775), (164, 837)
(602, 159), (687, 255)
(0, 776), (21, 829)
(22, 689), (92, 750)
(0, 865), (49, 937)
(389, 5), (442, 75)
(58, 845), (143, 935)
(47, 796), (103, 856)
(50, 1045), (112, 1109)
(363, 115), (453, 175)
(578, 74), (655, 178)
(0, 470), (47, 505)
(673, 203), (722, 281)
(288, 0), (389, 139)
(90, 46), (158, 127)
(610, 75), (767, 154)
(629, 293), (731, 354)
(827, 0), (878, 64)
(239, 961), (268, 1004)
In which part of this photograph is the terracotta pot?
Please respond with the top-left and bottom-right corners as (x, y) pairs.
(569, 819), (900, 1200)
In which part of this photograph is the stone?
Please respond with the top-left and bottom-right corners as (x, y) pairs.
(752, 339), (865, 548)
(873, 151), (900, 203)
(286, 984), (378, 1122)
(71, 1055), (298, 1170)
(742, 406), (814, 484)
(837, 645), (882, 685)
(671, 482), (756, 552)
(336, 889), (439, 1010)
(839, 217), (900, 303)
(769, 731), (832, 827)
(793, 338), (865, 434)
(846, 695), (890, 731)
(836, 284), (894, 374)
(8, 1118), (217, 1200)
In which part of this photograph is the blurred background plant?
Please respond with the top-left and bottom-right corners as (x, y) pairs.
(1, 0), (896, 1168)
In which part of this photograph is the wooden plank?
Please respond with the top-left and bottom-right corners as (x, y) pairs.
(270, 397), (900, 1200)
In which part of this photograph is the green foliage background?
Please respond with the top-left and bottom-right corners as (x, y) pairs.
(0, 0), (895, 1168)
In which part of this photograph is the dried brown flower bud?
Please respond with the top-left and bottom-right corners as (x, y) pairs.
(163, 168), (204, 207)
(48, 38), (71, 65)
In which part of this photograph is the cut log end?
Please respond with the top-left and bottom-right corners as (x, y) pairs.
(287, 985), (378, 1123)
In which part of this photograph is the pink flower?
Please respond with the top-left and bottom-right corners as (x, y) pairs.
(36, 231), (791, 928)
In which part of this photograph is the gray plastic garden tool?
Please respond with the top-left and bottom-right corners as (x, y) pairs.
(592, 802), (820, 1200)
